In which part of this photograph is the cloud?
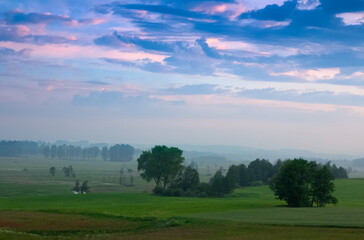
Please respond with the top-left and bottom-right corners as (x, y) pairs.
(113, 32), (182, 52)
(320, 0), (364, 14)
(239, 88), (364, 107)
(117, 3), (211, 19)
(240, 0), (297, 21)
(297, 0), (320, 10)
(72, 90), (184, 109)
(196, 37), (221, 59)
(1, 42), (166, 61)
(165, 84), (226, 95)
(271, 68), (341, 81)
(0, 47), (31, 57)
(4, 9), (74, 25)
(0, 25), (76, 44)
(3, 9), (106, 26)
(102, 57), (171, 73)
(337, 11), (364, 25)
(93, 34), (129, 48)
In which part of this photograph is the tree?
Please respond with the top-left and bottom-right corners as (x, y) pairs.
(238, 164), (249, 187)
(49, 166), (56, 176)
(137, 145), (184, 189)
(73, 180), (89, 194)
(209, 169), (233, 196)
(269, 159), (337, 207)
(80, 180), (89, 193)
(62, 165), (75, 177)
(50, 145), (57, 159)
(101, 147), (109, 161)
(248, 159), (273, 184)
(311, 166), (337, 207)
(226, 165), (240, 188)
(43, 146), (50, 158)
(73, 179), (80, 193)
(128, 168), (133, 185)
(173, 166), (200, 191)
(119, 168), (124, 185)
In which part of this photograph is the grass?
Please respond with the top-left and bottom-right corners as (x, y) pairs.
(1, 156), (364, 239)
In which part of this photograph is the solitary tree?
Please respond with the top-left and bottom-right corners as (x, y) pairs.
(269, 159), (337, 207)
(137, 145), (184, 189)
(49, 166), (56, 176)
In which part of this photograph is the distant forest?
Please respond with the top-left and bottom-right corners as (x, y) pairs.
(0, 140), (134, 162)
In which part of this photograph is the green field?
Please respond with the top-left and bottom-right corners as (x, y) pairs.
(1, 156), (364, 239)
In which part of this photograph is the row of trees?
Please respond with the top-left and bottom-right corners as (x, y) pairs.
(0, 140), (135, 162)
(101, 144), (134, 162)
(0, 140), (39, 156)
(43, 144), (134, 162)
(137, 147), (278, 197)
(44, 145), (100, 161)
(137, 146), (342, 207)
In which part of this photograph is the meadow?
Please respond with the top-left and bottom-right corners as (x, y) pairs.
(1, 156), (364, 239)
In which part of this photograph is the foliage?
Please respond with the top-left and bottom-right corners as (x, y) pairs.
(73, 180), (89, 194)
(325, 162), (348, 179)
(173, 166), (200, 191)
(248, 159), (274, 184)
(62, 165), (75, 177)
(137, 145), (184, 189)
(109, 144), (134, 162)
(101, 146), (108, 161)
(49, 166), (56, 176)
(269, 159), (337, 207)
(0, 140), (39, 157)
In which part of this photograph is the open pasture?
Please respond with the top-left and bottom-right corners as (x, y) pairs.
(1, 157), (364, 239)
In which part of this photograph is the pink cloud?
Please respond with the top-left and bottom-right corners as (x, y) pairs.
(336, 11), (364, 25)
(0, 42), (167, 62)
(271, 68), (341, 81)
(192, 2), (246, 20)
(152, 94), (364, 116)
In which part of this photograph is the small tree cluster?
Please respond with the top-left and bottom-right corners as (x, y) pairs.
(73, 180), (89, 194)
(269, 159), (337, 207)
(325, 162), (348, 179)
(62, 165), (75, 177)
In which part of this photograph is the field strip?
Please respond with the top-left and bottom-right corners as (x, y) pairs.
(186, 207), (364, 227)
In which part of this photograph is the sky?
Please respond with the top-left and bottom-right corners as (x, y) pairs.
(1, 0), (364, 155)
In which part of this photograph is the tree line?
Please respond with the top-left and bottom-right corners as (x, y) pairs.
(137, 146), (347, 207)
(0, 140), (135, 162)
(43, 144), (134, 162)
(0, 140), (39, 156)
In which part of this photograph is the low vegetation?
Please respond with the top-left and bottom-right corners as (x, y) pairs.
(0, 144), (358, 239)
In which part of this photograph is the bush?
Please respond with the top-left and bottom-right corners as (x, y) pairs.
(152, 186), (164, 195)
(250, 180), (264, 186)
(173, 188), (184, 197)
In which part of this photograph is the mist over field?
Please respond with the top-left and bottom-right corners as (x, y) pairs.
(1, 0), (364, 239)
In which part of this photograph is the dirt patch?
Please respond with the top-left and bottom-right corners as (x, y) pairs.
(0, 211), (141, 232)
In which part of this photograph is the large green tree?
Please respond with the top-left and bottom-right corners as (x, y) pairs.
(269, 159), (337, 207)
(137, 145), (184, 189)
